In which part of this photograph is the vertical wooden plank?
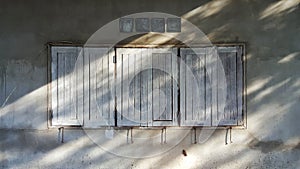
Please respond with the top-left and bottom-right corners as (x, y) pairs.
(121, 52), (125, 122)
(122, 51), (127, 124)
(92, 49), (99, 121)
(116, 48), (122, 125)
(159, 53), (166, 120)
(57, 52), (65, 124)
(186, 53), (193, 121)
(0, 68), (4, 125)
(218, 51), (227, 121)
(135, 49), (142, 123)
(205, 48), (211, 126)
(125, 51), (133, 124)
(194, 50), (206, 122)
(172, 48), (178, 126)
(207, 47), (218, 126)
(152, 52), (160, 121)
(108, 48), (115, 126)
(83, 47), (90, 126)
(140, 48), (148, 126)
(230, 51), (237, 121)
(67, 53), (73, 120)
(65, 53), (72, 122)
(0, 68), (4, 107)
(93, 48), (99, 120)
(102, 49), (109, 119)
(100, 52), (105, 118)
(90, 51), (97, 120)
(147, 48), (153, 126)
(95, 51), (101, 119)
(179, 50), (186, 125)
(237, 46), (244, 125)
(200, 52), (207, 123)
(125, 51), (130, 123)
(51, 48), (58, 125)
(217, 49), (222, 123)
(159, 52), (163, 121)
(70, 53), (76, 119)
(165, 52), (172, 121)
(76, 47), (84, 125)
(151, 50), (168, 122)
(192, 53), (197, 121)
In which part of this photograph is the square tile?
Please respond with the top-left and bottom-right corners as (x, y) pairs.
(167, 18), (181, 32)
(119, 18), (134, 32)
(151, 18), (165, 32)
(135, 18), (150, 32)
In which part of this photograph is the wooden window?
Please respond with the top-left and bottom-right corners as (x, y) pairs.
(50, 45), (244, 127)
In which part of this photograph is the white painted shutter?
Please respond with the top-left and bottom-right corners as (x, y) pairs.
(51, 46), (84, 126)
(83, 47), (115, 127)
(180, 46), (243, 126)
(216, 46), (243, 126)
(116, 48), (178, 127)
(180, 48), (211, 126)
(150, 48), (178, 127)
(116, 48), (146, 126)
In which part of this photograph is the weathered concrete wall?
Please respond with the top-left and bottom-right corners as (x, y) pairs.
(0, 0), (299, 168)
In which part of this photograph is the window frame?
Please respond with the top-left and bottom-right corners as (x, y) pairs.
(47, 43), (247, 129)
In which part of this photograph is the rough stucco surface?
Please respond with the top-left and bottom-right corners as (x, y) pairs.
(0, 0), (299, 168)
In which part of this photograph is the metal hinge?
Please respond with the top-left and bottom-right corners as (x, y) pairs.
(49, 109), (53, 119)
(113, 55), (116, 63)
